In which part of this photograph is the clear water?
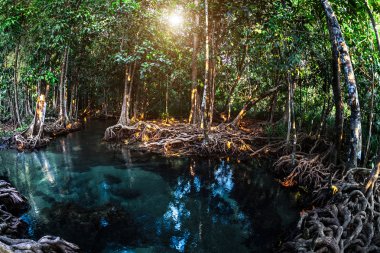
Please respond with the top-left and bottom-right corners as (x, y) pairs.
(0, 120), (299, 253)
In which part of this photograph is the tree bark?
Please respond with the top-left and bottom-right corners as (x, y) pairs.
(364, 0), (380, 54)
(189, 0), (200, 124)
(24, 79), (49, 140)
(200, 0), (209, 132)
(363, 0), (380, 167)
(13, 44), (21, 127)
(118, 64), (132, 125)
(269, 91), (278, 123)
(58, 47), (69, 126)
(208, 21), (217, 128)
(330, 36), (344, 164)
(322, 0), (362, 168)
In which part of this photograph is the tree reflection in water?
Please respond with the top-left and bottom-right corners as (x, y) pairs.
(0, 121), (299, 253)
(159, 159), (251, 253)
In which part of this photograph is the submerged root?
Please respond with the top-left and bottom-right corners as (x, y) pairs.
(0, 180), (79, 253)
(0, 235), (79, 253)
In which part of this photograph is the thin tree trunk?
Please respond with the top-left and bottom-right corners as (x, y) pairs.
(286, 74), (292, 143)
(365, 0), (380, 54)
(363, 67), (375, 167)
(13, 44), (21, 127)
(200, 0), (209, 132)
(322, 0), (362, 168)
(52, 86), (57, 111)
(189, 0), (200, 124)
(269, 91), (278, 123)
(127, 61), (137, 124)
(208, 21), (217, 128)
(290, 75), (297, 166)
(59, 47), (69, 126)
(118, 64), (131, 125)
(363, 0), (380, 167)
(231, 85), (283, 127)
(165, 77), (169, 122)
(63, 48), (70, 122)
(24, 79), (50, 140)
(222, 44), (249, 114)
(25, 87), (33, 117)
(330, 37), (344, 164)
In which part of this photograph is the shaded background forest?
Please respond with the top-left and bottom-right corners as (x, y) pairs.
(1, 0), (380, 165)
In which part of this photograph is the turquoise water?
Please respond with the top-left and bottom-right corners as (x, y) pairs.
(0, 120), (299, 253)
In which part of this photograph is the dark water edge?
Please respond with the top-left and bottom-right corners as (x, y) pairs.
(0, 119), (300, 253)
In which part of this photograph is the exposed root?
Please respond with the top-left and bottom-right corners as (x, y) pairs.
(280, 167), (380, 253)
(11, 121), (82, 151)
(103, 121), (270, 157)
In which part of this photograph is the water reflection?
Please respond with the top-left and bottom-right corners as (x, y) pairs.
(0, 120), (298, 253)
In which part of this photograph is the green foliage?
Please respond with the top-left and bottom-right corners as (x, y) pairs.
(264, 123), (288, 138)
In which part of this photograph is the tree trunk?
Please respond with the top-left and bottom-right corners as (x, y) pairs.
(363, 0), (380, 167)
(13, 44), (21, 127)
(365, 0), (380, 54)
(127, 61), (137, 124)
(189, 0), (200, 124)
(330, 37), (344, 164)
(322, 0), (362, 168)
(289, 74), (297, 165)
(24, 79), (49, 140)
(363, 68), (375, 167)
(208, 21), (217, 128)
(269, 91), (278, 123)
(286, 75), (291, 143)
(200, 0), (209, 131)
(222, 44), (249, 114)
(231, 85), (283, 127)
(118, 64), (131, 125)
(58, 47), (69, 126)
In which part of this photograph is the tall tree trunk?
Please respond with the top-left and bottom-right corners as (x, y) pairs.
(133, 81), (140, 120)
(59, 47), (69, 126)
(13, 44), (21, 127)
(127, 61), (137, 124)
(289, 74), (297, 165)
(322, 0), (362, 168)
(118, 64), (131, 125)
(363, 0), (380, 167)
(52, 86), (57, 111)
(165, 77), (169, 122)
(24, 79), (50, 141)
(208, 21), (217, 128)
(269, 91), (278, 123)
(189, 0), (200, 124)
(286, 75), (292, 143)
(63, 48), (70, 122)
(330, 38), (344, 164)
(363, 65), (375, 167)
(200, 0), (209, 131)
(365, 0), (380, 54)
